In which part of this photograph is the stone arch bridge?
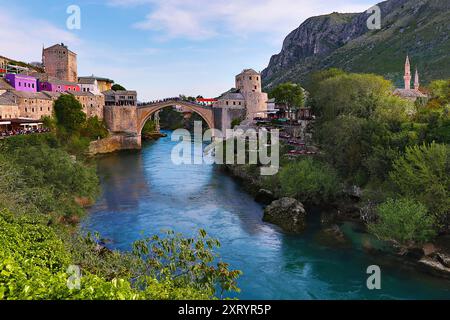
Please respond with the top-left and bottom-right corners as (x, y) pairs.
(103, 99), (217, 150)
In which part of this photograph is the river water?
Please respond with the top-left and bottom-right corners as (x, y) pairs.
(82, 131), (450, 299)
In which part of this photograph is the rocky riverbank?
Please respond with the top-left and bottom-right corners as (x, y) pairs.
(221, 163), (450, 280)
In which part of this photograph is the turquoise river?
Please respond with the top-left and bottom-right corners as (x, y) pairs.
(82, 131), (450, 299)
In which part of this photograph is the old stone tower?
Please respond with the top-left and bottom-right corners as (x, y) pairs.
(235, 69), (268, 119)
(42, 43), (78, 83)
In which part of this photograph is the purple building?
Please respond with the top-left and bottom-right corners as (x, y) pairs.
(5, 73), (37, 92)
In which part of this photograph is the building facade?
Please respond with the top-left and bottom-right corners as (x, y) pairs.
(5, 74), (37, 92)
(79, 76), (114, 93)
(0, 95), (19, 120)
(70, 91), (105, 119)
(1, 91), (53, 119)
(42, 43), (78, 83)
(103, 90), (137, 106)
(78, 77), (101, 95)
(36, 74), (80, 93)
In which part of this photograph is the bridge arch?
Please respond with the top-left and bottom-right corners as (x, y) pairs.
(137, 100), (214, 135)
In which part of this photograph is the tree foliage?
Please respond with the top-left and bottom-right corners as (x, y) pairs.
(54, 95), (86, 134)
(279, 158), (339, 204)
(389, 142), (450, 228)
(111, 84), (126, 91)
(368, 198), (436, 246)
(270, 82), (304, 118)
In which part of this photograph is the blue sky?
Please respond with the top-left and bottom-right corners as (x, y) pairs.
(0, 0), (374, 100)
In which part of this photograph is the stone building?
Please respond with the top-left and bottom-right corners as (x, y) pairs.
(79, 76), (114, 93)
(213, 68), (269, 130)
(1, 91), (53, 119)
(0, 95), (19, 120)
(103, 90), (137, 106)
(213, 91), (246, 132)
(42, 43), (78, 83)
(235, 69), (268, 119)
(394, 56), (427, 101)
(70, 91), (105, 119)
(78, 77), (101, 95)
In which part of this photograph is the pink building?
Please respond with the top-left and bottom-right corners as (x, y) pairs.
(36, 74), (80, 93)
(5, 73), (37, 92)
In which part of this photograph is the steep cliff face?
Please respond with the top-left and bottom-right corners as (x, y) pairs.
(262, 0), (450, 88)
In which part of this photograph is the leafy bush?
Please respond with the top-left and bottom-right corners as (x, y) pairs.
(80, 116), (109, 140)
(389, 142), (450, 229)
(0, 210), (211, 300)
(368, 198), (436, 245)
(279, 158), (339, 204)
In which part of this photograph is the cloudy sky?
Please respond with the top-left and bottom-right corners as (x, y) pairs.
(0, 0), (374, 100)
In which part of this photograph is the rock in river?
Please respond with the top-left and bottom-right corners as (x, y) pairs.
(263, 197), (306, 232)
(255, 189), (275, 205)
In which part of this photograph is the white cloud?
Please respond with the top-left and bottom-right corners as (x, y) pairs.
(0, 11), (80, 63)
(110, 0), (374, 42)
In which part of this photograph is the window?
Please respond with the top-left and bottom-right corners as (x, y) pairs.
(32, 108), (35, 112)
(226, 101), (229, 105)
(25, 108), (28, 112)
(249, 77), (252, 80)
(40, 107), (42, 111)
(233, 101), (236, 105)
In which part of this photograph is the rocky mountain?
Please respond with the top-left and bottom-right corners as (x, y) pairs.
(262, 0), (450, 89)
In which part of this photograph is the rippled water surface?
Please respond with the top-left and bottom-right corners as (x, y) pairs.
(82, 131), (450, 299)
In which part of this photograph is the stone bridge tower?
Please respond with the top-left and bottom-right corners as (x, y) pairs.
(235, 69), (268, 119)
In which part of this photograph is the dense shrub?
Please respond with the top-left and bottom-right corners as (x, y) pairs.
(368, 198), (436, 245)
(279, 158), (339, 204)
(389, 142), (450, 229)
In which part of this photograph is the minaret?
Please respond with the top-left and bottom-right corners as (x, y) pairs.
(404, 55), (411, 90)
(42, 44), (45, 71)
(414, 68), (420, 91)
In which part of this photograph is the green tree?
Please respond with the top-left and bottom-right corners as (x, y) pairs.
(389, 142), (450, 229)
(80, 116), (109, 140)
(270, 82), (304, 120)
(313, 73), (393, 121)
(54, 95), (86, 134)
(279, 158), (339, 204)
(111, 84), (126, 91)
(368, 198), (436, 246)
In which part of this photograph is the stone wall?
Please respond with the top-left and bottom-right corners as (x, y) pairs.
(0, 103), (19, 119)
(104, 105), (138, 134)
(243, 91), (268, 119)
(88, 134), (141, 155)
(213, 106), (246, 133)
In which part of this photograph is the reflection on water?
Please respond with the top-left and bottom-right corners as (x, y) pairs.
(82, 131), (450, 300)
